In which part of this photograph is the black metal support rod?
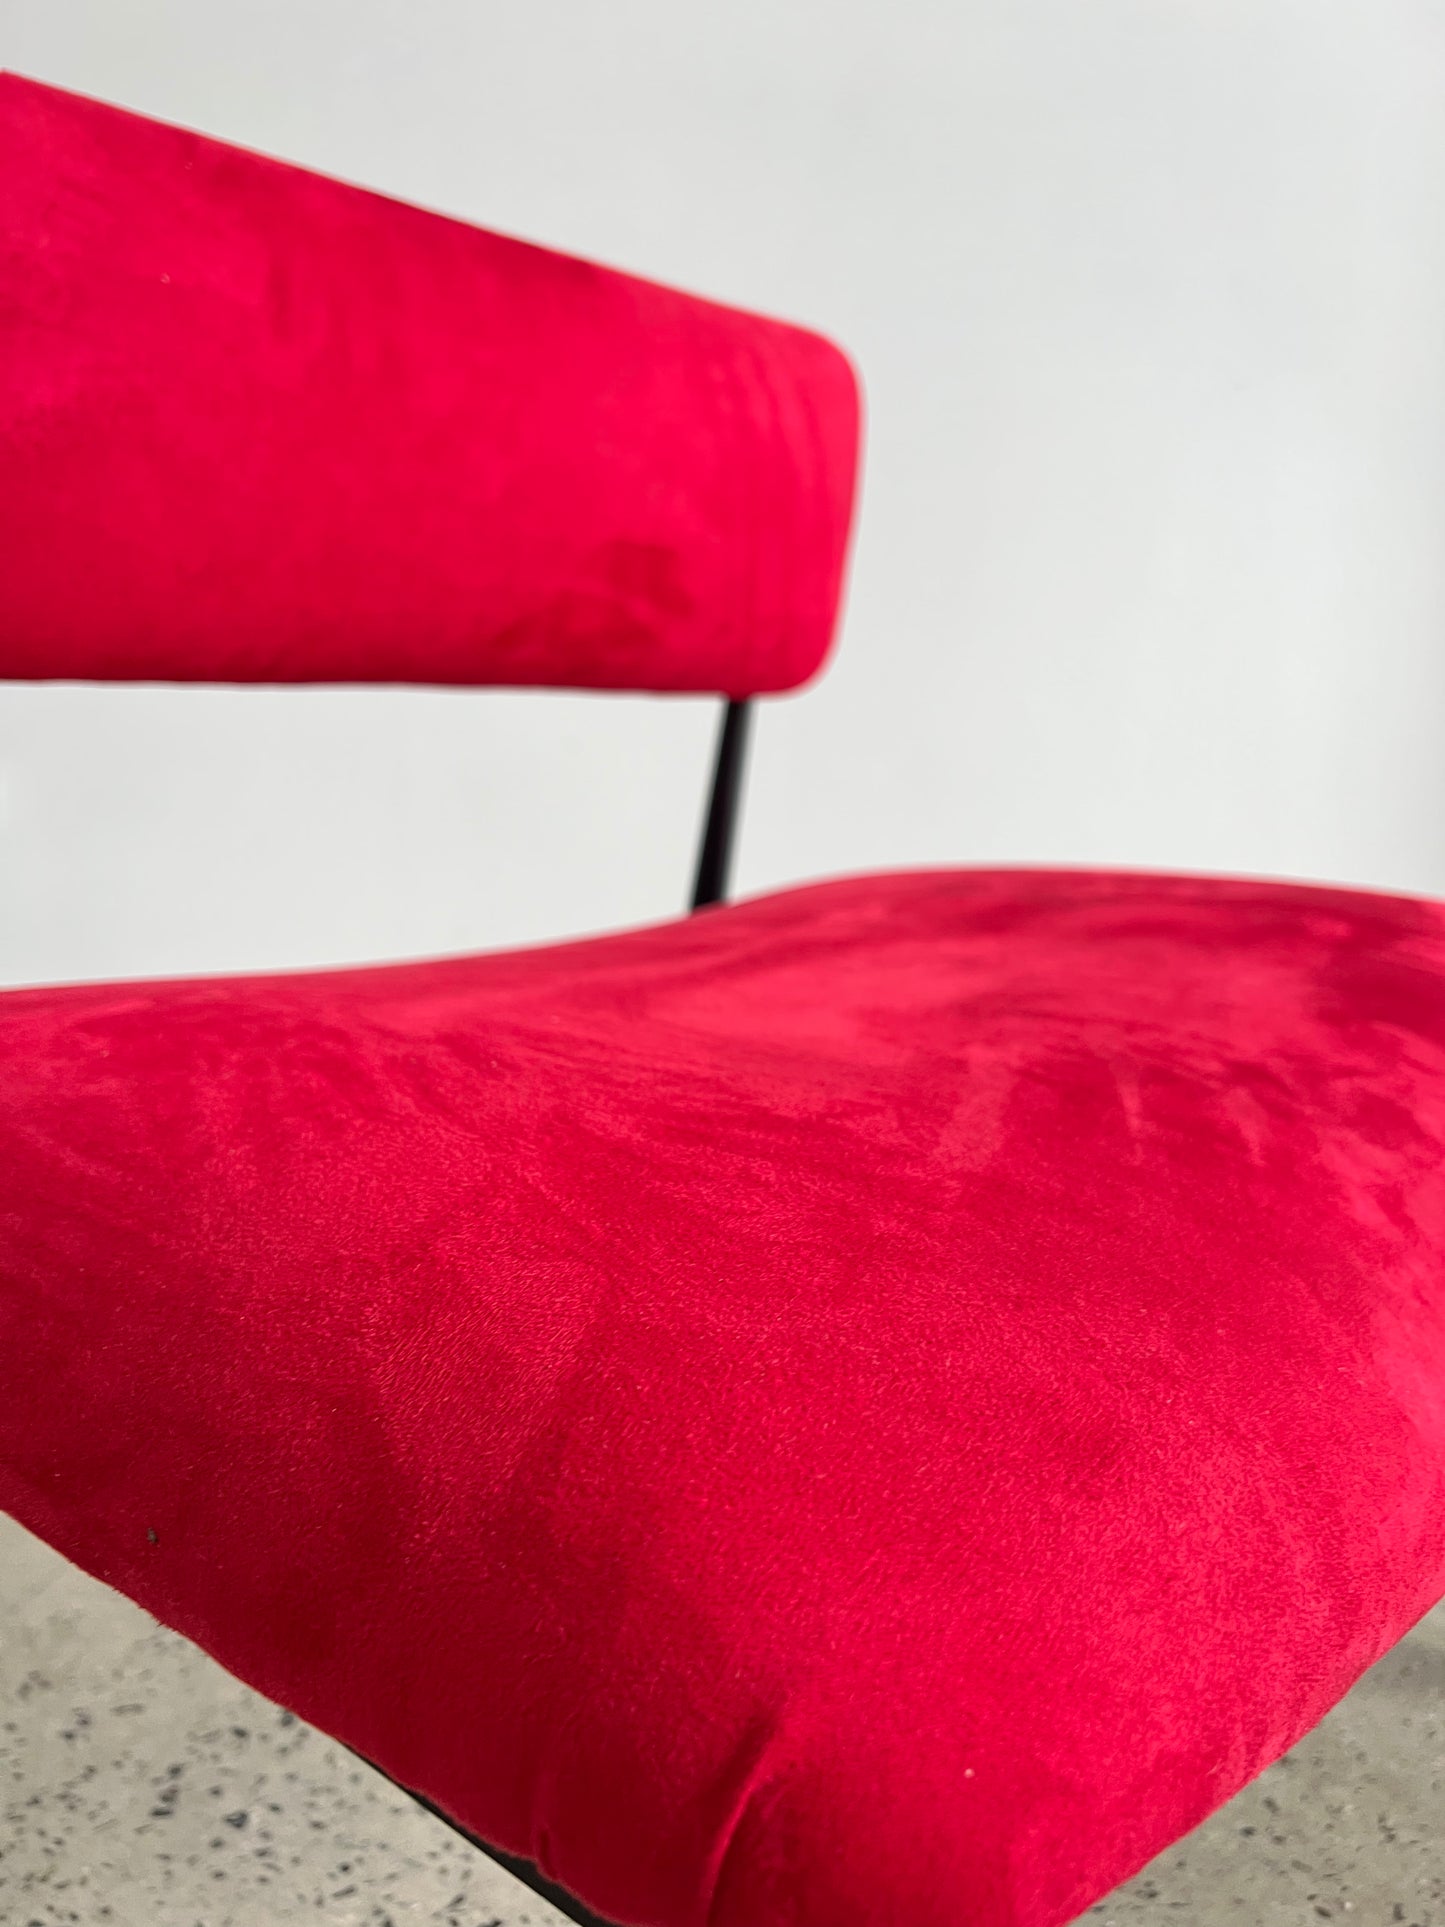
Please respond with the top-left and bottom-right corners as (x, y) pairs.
(690, 697), (752, 912)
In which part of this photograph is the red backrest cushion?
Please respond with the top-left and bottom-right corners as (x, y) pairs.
(0, 73), (861, 693)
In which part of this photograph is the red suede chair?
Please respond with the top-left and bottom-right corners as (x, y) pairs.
(3, 71), (1444, 1927)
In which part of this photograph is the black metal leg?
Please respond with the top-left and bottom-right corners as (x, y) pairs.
(690, 698), (752, 911)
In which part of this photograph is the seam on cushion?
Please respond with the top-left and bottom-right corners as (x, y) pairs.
(700, 1715), (782, 1927)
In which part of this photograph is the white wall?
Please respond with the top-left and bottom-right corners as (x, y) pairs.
(5, 0), (1445, 987)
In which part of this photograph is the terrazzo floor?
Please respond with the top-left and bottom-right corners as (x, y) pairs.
(2, 1512), (1441, 1926)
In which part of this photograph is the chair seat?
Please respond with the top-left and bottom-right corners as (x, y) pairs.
(3, 865), (1444, 1927)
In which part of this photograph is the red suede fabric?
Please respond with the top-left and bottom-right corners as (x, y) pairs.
(3, 867), (1445, 1927)
(0, 73), (859, 693)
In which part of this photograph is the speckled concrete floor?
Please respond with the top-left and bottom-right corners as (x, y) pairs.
(2, 1514), (1441, 1927)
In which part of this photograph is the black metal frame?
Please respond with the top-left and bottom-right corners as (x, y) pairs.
(690, 698), (752, 911)
(364, 696), (754, 1927)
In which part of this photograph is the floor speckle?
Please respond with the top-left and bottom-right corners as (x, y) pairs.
(2, 1514), (1441, 1924)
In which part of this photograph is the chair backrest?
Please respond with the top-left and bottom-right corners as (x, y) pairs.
(0, 73), (861, 697)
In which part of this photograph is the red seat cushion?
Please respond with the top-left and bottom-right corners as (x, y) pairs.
(3, 867), (1444, 1927)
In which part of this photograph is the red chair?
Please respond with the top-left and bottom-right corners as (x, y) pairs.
(3, 71), (1443, 1927)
